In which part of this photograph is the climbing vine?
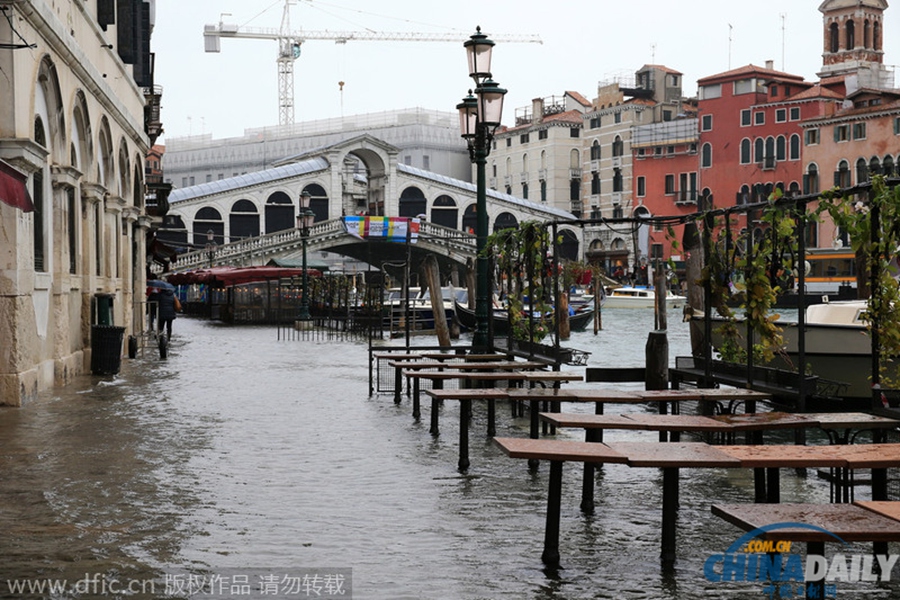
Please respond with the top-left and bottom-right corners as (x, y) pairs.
(816, 175), (900, 386)
(484, 221), (554, 343)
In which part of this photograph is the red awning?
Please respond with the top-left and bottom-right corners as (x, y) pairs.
(0, 160), (34, 212)
(165, 266), (322, 287)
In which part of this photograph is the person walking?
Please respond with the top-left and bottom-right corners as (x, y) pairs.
(152, 287), (178, 341)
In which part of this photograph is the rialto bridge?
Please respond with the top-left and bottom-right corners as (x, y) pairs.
(158, 135), (582, 276)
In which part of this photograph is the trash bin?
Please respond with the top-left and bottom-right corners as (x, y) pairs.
(94, 293), (115, 326)
(91, 325), (125, 375)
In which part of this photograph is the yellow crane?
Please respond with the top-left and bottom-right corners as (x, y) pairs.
(203, 0), (542, 126)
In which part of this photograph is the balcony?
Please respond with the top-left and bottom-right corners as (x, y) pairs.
(569, 168), (582, 179)
(611, 192), (622, 205)
(488, 177), (497, 188)
(674, 190), (698, 205)
(503, 175), (512, 187)
(760, 156), (776, 170)
(590, 160), (600, 172)
(143, 85), (164, 146)
(519, 172), (528, 184)
(538, 168), (548, 180)
(611, 156), (623, 168)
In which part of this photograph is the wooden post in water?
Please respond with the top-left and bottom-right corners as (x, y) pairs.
(593, 266), (602, 334)
(558, 293), (570, 341)
(422, 255), (451, 348)
(683, 221), (705, 358)
(646, 263), (669, 391)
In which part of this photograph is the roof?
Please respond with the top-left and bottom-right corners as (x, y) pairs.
(788, 84), (844, 101)
(698, 64), (806, 85)
(165, 266), (321, 287)
(566, 91), (592, 107)
(397, 164), (576, 221)
(638, 64), (684, 75)
(169, 156), (330, 203)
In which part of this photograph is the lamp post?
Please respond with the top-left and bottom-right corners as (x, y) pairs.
(458, 26), (507, 351)
(296, 190), (315, 321)
(205, 229), (217, 267)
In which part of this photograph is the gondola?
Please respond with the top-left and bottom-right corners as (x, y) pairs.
(453, 298), (596, 335)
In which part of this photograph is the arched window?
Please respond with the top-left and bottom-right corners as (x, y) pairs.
(883, 155), (895, 177)
(789, 134), (801, 161)
(701, 142), (712, 168)
(194, 207), (224, 246)
(776, 136), (786, 161)
(754, 138), (764, 163)
(836, 160), (851, 188)
(830, 22), (840, 53)
(569, 149), (580, 168)
(869, 156), (882, 177)
(399, 186), (427, 218)
(740, 139), (751, 164)
(590, 140), (601, 160)
(737, 184), (750, 205)
(303, 183), (329, 222)
(765, 137), (775, 161)
(431, 195), (458, 229)
(493, 212), (518, 232)
(864, 20), (870, 48)
(612, 168), (623, 192)
(612, 135), (624, 157)
(874, 22), (881, 50)
(856, 157), (869, 184)
(229, 199), (259, 242)
(264, 191), (294, 234)
(804, 164), (819, 195)
(846, 20), (855, 50)
(33, 117), (46, 272)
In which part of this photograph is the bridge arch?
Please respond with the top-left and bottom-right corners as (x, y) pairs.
(265, 191), (294, 234)
(194, 206), (223, 246)
(431, 195), (458, 229)
(230, 199), (259, 242)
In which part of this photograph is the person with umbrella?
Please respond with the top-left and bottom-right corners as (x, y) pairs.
(147, 278), (178, 341)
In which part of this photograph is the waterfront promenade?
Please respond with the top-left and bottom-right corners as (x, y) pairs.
(1, 314), (898, 599)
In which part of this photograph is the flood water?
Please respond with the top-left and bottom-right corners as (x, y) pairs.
(1, 309), (898, 599)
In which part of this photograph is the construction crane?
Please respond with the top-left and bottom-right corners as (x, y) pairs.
(203, 0), (542, 126)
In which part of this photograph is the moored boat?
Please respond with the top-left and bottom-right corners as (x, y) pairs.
(453, 297), (596, 335)
(604, 286), (686, 309)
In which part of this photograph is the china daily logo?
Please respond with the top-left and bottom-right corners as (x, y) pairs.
(704, 522), (899, 598)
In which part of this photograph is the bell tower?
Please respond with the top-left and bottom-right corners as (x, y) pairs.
(818, 0), (889, 82)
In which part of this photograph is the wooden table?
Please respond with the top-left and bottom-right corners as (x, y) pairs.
(711, 502), (900, 599)
(606, 441), (741, 566)
(804, 412), (900, 444)
(390, 359), (545, 404)
(638, 388), (772, 415)
(492, 437), (627, 566)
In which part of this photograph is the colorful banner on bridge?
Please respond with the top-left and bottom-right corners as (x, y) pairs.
(343, 216), (419, 243)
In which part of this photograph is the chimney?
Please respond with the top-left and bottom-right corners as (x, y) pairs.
(765, 59), (774, 70)
(532, 98), (544, 124)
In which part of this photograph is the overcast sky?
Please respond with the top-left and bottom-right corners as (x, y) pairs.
(152, 0), (899, 143)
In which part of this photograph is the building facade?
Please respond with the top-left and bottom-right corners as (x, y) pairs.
(0, 0), (158, 405)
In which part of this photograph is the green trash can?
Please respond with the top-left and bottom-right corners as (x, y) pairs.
(94, 293), (115, 326)
(91, 325), (125, 375)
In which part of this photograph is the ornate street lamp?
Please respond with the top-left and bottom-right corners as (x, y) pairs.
(459, 26), (507, 351)
(296, 190), (315, 321)
(205, 229), (217, 267)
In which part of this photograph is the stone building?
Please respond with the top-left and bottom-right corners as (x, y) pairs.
(0, 0), (160, 405)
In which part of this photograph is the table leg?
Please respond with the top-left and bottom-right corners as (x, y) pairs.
(581, 429), (600, 514)
(458, 398), (470, 472)
(487, 398), (496, 437)
(542, 460), (563, 567)
(766, 468), (780, 504)
(754, 468), (767, 503)
(805, 541), (825, 600)
(430, 397), (440, 436)
(661, 467), (679, 567)
(394, 367), (403, 404)
(528, 399), (540, 470)
(412, 388), (421, 420)
(658, 401), (668, 442)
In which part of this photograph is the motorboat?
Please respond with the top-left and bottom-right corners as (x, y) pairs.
(603, 286), (686, 309)
(702, 299), (887, 401)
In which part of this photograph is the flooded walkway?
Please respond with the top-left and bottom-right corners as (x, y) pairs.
(0, 315), (896, 599)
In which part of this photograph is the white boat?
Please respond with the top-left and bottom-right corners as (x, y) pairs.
(603, 286), (686, 309)
(383, 286), (468, 331)
(703, 299), (883, 401)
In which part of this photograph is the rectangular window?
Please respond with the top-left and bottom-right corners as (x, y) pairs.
(590, 116), (601, 129)
(654, 147), (662, 156)
(664, 174), (675, 195)
(423, 155), (430, 170)
(637, 176), (646, 197)
(700, 84), (722, 99)
(506, 138), (512, 147)
(651, 243), (664, 259)
(852, 122), (866, 140)
(701, 114), (713, 131)
(770, 85), (779, 97)
(667, 145), (675, 155)
(790, 107), (801, 121)
(663, 110), (673, 122)
(734, 79), (754, 95)
(570, 128), (580, 138)
(894, 117), (900, 135)
(754, 111), (765, 125)
(67, 188), (77, 274)
(614, 112), (622, 124)
(834, 124), (850, 142)
(538, 129), (548, 140)
(520, 133), (529, 144)
(741, 109), (751, 127)
(805, 128), (820, 145)
(775, 108), (787, 123)
(404, 155), (412, 165)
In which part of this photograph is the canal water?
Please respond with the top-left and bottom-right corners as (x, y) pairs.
(0, 310), (896, 599)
